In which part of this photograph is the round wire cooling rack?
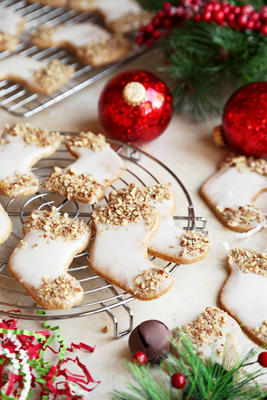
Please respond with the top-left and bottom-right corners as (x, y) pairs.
(0, 136), (208, 337)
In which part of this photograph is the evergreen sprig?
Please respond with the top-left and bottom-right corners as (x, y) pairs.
(111, 333), (267, 400)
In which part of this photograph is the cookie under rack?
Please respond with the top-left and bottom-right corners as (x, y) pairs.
(0, 0), (152, 117)
(0, 138), (208, 337)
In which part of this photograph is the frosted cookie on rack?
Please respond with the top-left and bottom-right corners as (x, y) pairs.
(0, 6), (25, 51)
(0, 123), (62, 198)
(90, 185), (173, 300)
(8, 207), (91, 309)
(220, 248), (267, 346)
(68, 0), (153, 33)
(32, 23), (131, 67)
(200, 154), (267, 232)
(0, 203), (12, 244)
(43, 132), (125, 204)
(0, 55), (74, 95)
(109, 184), (210, 264)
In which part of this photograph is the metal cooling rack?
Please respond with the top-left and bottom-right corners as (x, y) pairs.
(0, 0), (152, 117)
(0, 137), (208, 337)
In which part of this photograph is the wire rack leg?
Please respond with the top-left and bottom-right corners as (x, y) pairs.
(103, 304), (134, 339)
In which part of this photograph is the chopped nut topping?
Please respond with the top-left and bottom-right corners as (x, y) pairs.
(133, 268), (170, 296)
(24, 206), (89, 240)
(0, 32), (17, 48)
(230, 248), (267, 276)
(18, 240), (27, 249)
(221, 205), (261, 228)
(43, 167), (102, 202)
(34, 59), (73, 91)
(109, 183), (171, 204)
(0, 173), (39, 196)
(34, 274), (83, 309)
(180, 231), (209, 257)
(3, 123), (61, 147)
(253, 320), (267, 342)
(65, 131), (108, 152)
(181, 306), (227, 346)
(32, 26), (55, 43)
(93, 184), (160, 226)
(221, 154), (267, 177)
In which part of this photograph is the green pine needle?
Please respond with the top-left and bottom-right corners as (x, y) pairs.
(112, 332), (267, 400)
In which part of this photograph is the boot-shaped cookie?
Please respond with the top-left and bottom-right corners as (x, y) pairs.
(109, 184), (210, 264)
(44, 132), (125, 204)
(0, 123), (62, 197)
(90, 185), (173, 300)
(220, 248), (267, 346)
(8, 207), (91, 309)
(201, 155), (267, 232)
(0, 203), (12, 244)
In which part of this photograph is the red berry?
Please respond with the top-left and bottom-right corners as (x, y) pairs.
(163, 1), (172, 11)
(157, 10), (165, 19)
(135, 35), (144, 45)
(255, 21), (262, 30)
(213, 2), (221, 11)
(163, 18), (172, 27)
(146, 24), (153, 33)
(258, 352), (267, 367)
(171, 373), (186, 389)
(226, 12), (235, 23)
(260, 24), (267, 34)
(246, 20), (255, 29)
(152, 29), (161, 39)
(194, 13), (201, 21)
(237, 14), (248, 27)
(152, 16), (161, 27)
(241, 5), (254, 15)
(176, 6), (185, 17)
(132, 351), (147, 365)
(203, 10), (212, 21)
(233, 6), (241, 14)
(250, 11), (260, 22)
(214, 10), (225, 22)
(221, 5), (230, 14)
(205, 3), (214, 12)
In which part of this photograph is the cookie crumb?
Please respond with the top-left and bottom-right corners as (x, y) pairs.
(102, 325), (110, 333)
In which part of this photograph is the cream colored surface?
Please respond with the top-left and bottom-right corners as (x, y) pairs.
(0, 50), (266, 398)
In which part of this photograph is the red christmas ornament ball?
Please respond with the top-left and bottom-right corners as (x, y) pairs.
(258, 351), (267, 367)
(222, 82), (267, 158)
(98, 70), (173, 144)
(171, 373), (186, 389)
(132, 351), (147, 365)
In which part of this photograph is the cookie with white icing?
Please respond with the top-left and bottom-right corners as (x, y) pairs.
(32, 23), (131, 67)
(109, 184), (210, 264)
(200, 154), (267, 232)
(8, 207), (91, 309)
(0, 203), (12, 244)
(68, 0), (154, 33)
(0, 55), (74, 95)
(0, 6), (25, 51)
(90, 185), (173, 300)
(220, 248), (267, 346)
(0, 123), (62, 198)
(43, 132), (125, 204)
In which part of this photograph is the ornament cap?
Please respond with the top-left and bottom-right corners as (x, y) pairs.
(123, 81), (147, 106)
(213, 125), (226, 147)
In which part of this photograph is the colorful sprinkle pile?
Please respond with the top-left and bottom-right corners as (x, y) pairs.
(0, 315), (100, 399)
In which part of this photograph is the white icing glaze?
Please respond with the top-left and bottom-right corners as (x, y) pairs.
(149, 195), (184, 257)
(9, 229), (90, 288)
(0, 6), (23, 35)
(91, 216), (171, 293)
(221, 263), (267, 328)
(68, 145), (124, 186)
(52, 23), (110, 47)
(0, 55), (44, 82)
(0, 133), (55, 181)
(203, 167), (267, 209)
(0, 203), (11, 242)
(96, 0), (142, 21)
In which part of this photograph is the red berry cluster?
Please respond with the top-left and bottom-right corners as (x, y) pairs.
(136, 0), (267, 46)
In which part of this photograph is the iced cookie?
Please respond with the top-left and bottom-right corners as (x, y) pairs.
(0, 55), (74, 94)
(43, 132), (125, 204)
(68, 0), (153, 33)
(109, 184), (210, 264)
(200, 154), (267, 232)
(0, 203), (12, 244)
(32, 23), (131, 67)
(90, 185), (173, 300)
(220, 248), (267, 346)
(8, 207), (91, 309)
(0, 6), (25, 51)
(0, 123), (62, 198)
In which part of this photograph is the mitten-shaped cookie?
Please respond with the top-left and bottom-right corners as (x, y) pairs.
(9, 207), (91, 309)
(200, 155), (267, 232)
(90, 185), (173, 300)
(0, 123), (62, 197)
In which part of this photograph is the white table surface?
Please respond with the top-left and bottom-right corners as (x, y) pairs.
(0, 50), (266, 399)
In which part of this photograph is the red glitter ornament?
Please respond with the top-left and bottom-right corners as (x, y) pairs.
(132, 351), (148, 365)
(171, 372), (186, 389)
(98, 70), (173, 143)
(258, 351), (267, 367)
(222, 82), (267, 157)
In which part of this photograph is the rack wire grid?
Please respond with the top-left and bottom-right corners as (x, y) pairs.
(0, 137), (208, 338)
(0, 0), (152, 117)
